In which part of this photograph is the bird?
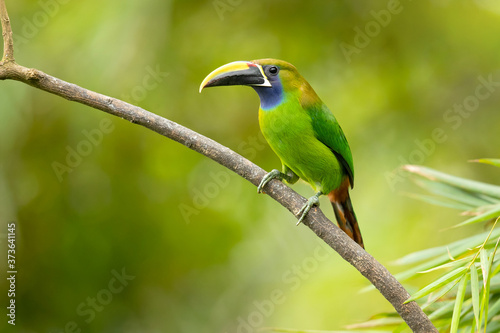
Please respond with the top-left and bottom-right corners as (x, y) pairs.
(199, 59), (364, 248)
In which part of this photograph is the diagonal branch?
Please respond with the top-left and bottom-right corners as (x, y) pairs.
(0, 1), (437, 332)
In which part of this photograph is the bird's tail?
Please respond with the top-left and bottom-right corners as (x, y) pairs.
(328, 179), (364, 249)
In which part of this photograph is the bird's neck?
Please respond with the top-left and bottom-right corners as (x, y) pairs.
(252, 81), (284, 111)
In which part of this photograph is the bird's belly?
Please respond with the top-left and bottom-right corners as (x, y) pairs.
(260, 115), (343, 193)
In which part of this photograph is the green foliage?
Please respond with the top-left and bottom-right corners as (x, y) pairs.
(357, 162), (500, 332)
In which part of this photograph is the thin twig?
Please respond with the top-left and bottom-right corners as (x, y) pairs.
(0, 0), (14, 63)
(0, 1), (437, 332)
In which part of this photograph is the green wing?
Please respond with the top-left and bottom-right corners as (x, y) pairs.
(307, 104), (354, 187)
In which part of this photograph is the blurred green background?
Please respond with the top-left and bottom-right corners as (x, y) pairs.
(1, 0), (500, 332)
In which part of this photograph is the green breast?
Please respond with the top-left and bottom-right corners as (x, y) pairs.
(258, 100), (344, 193)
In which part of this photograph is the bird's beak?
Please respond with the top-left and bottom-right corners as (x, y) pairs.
(199, 61), (272, 93)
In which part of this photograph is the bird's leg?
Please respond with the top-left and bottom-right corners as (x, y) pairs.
(296, 192), (322, 225)
(257, 169), (292, 193)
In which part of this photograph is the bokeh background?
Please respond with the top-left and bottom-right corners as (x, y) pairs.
(1, 0), (500, 332)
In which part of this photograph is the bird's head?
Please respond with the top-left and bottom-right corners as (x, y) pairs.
(200, 59), (314, 110)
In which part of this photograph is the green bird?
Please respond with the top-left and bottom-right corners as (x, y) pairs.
(199, 59), (364, 248)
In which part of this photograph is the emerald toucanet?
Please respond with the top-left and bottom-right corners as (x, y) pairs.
(199, 59), (364, 248)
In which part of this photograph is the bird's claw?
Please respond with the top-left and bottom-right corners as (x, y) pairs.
(296, 193), (321, 225)
(257, 169), (282, 193)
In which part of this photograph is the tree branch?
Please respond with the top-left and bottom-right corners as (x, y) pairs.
(0, 0), (13, 64)
(0, 2), (437, 332)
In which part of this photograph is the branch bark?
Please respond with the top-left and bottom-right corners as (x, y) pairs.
(0, 0), (13, 64)
(0, 2), (437, 332)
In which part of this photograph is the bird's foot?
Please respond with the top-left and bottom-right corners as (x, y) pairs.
(257, 169), (284, 193)
(296, 192), (322, 225)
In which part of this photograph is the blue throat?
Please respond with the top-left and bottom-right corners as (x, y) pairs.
(252, 79), (284, 110)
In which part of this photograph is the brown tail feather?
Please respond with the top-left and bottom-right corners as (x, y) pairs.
(328, 178), (364, 249)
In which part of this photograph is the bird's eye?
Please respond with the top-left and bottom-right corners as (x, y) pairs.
(267, 66), (279, 76)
